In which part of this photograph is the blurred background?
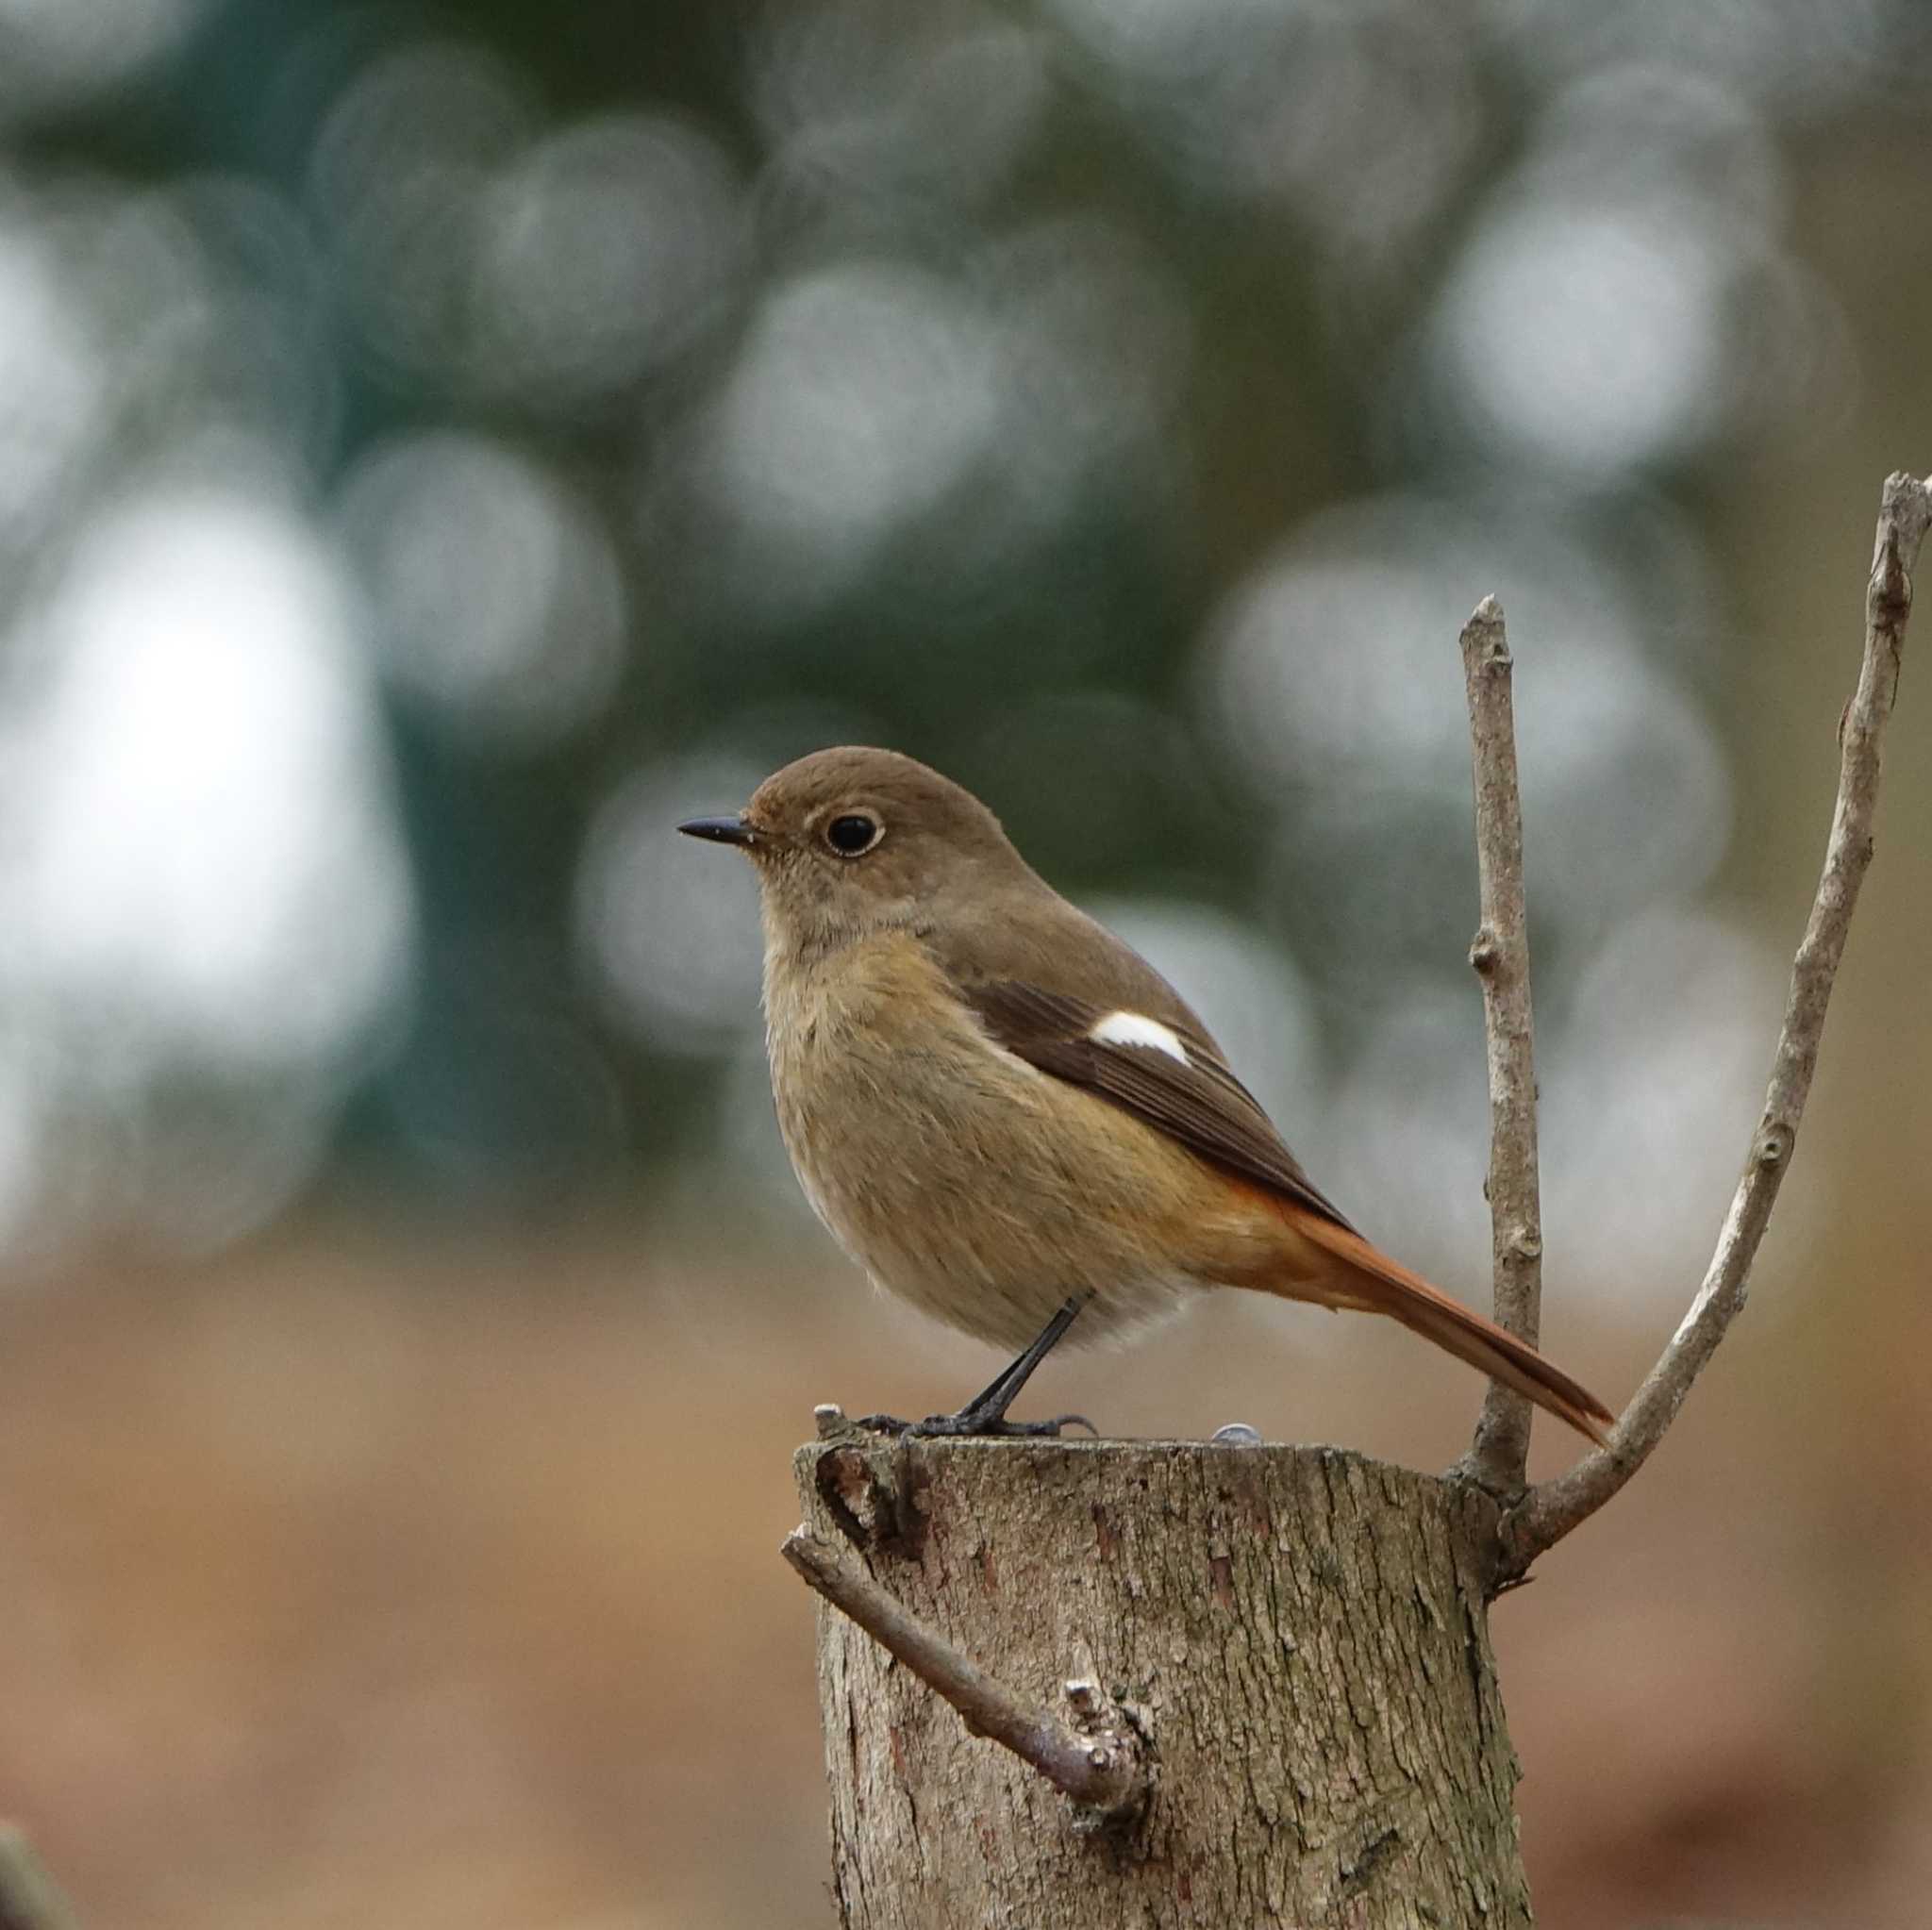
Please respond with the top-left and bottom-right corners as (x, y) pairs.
(1, 1), (1929, 1923)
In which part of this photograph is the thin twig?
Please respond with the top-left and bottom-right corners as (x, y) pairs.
(0, 1826), (78, 1930)
(1502, 471), (1932, 1573)
(781, 1527), (1146, 1819)
(1458, 594), (1544, 1496)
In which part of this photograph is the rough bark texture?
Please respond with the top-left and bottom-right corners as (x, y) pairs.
(797, 1435), (1527, 1929)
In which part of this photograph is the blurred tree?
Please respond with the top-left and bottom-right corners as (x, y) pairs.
(0, 0), (1928, 1300)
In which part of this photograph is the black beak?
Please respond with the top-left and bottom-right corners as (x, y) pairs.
(677, 815), (758, 848)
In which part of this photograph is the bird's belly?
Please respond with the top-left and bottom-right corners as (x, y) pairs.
(812, 1128), (1194, 1354)
(769, 955), (1209, 1352)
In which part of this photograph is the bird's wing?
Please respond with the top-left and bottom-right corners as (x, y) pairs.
(926, 908), (1618, 1449)
(954, 973), (1357, 1236)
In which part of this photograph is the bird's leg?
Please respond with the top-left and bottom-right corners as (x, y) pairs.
(942, 1294), (1091, 1432)
(857, 1295), (1095, 1439)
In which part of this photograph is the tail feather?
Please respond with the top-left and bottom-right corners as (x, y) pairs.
(1283, 1213), (1615, 1449)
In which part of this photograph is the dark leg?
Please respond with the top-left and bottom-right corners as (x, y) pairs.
(858, 1295), (1095, 1439)
(947, 1295), (1090, 1428)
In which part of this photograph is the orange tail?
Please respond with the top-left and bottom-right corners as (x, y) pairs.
(1278, 1212), (1615, 1449)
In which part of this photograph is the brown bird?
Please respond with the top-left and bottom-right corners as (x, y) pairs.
(680, 746), (1614, 1447)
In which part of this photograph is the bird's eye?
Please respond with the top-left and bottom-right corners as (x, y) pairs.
(824, 813), (882, 857)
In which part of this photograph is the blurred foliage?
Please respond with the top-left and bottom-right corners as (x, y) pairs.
(5, 0), (1930, 1270)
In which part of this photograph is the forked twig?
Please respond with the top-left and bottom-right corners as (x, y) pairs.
(1494, 471), (1930, 1573)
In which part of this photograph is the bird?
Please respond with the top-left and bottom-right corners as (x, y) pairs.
(679, 746), (1614, 1448)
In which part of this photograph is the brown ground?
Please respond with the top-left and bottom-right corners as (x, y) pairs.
(0, 1196), (1924, 1928)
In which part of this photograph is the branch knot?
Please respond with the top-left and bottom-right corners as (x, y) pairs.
(1870, 564), (1911, 626)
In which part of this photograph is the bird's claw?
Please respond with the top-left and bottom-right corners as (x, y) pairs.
(852, 1409), (1097, 1439)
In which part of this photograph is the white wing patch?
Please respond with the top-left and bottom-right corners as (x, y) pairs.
(1089, 1010), (1190, 1064)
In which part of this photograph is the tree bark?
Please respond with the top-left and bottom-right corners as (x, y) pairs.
(797, 1435), (1528, 1929)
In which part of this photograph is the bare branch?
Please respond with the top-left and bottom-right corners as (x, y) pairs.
(1503, 471), (1932, 1572)
(1457, 594), (1544, 1496)
(0, 1826), (78, 1930)
(781, 1526), (1147, 1820)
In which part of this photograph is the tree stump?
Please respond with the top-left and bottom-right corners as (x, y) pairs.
(796, 1434), (1529, 1929)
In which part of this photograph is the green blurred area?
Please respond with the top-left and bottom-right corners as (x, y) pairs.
(14, 0), (1932, 1240)
(2, 1), (1931, 1923)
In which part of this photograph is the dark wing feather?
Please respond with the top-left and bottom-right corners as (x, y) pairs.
(962, 976), (1357, 1235)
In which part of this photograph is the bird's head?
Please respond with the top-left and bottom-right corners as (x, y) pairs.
(678, 745), (1032, 957)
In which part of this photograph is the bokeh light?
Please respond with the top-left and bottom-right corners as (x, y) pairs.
(338, 431), (625, 745)
(8, 486), (408, 1067)
(0, 476), (412, 1254)
(1431, 186), (1738, 475)
(308, 39), (537, 382)
(575, 753), (768, 1057)
(1208, 494), (1732, 965)
(750, 2), (1052, 222)
(0, 193), (109, 537)
(0, 0), (210, 121)
(473, 111), (745, 406)
(702, 259), (1005, 598)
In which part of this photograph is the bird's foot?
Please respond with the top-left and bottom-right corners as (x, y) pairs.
(854, 1408), (1097, 1439)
